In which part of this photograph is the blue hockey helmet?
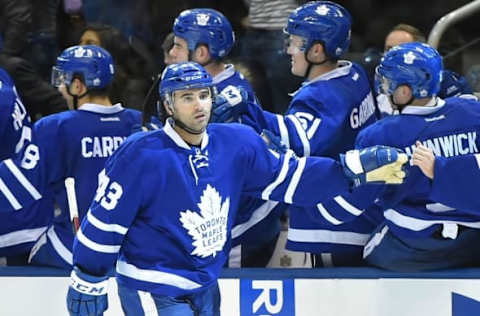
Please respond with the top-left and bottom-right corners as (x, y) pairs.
(173, 8), (235, 59)
(51, 45), (115, 90)
(376, 42), (443, 98)
(284, 1), (351, 59)
(159, 62), (213, 99)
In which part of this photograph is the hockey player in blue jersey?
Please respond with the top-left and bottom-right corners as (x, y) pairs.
(413, 142), (480, 213)
(0, 45), (143, 269)
(170, 7), (286, 267)
(0, 67), (49, 264)
(214, 1), (379, 267)
(356, 42), (480, 272)
(65, 62), (407, 316)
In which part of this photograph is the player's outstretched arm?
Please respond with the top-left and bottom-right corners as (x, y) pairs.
(341, 145), (409, 187)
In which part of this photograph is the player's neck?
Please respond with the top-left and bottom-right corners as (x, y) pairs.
(307, 62), (337, 81)
(78, 95), (113, 107)
(174, 125), (204, 146)
(204, 62), (226, 78)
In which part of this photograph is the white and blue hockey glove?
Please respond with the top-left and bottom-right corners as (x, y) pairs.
(67, 266), (109, 316)
(211, 85), (248, 123)
(340, 145), (408, 187)
(261, 129), (287, 154)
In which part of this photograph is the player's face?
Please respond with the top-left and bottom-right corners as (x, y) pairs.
(171, 87), (212, 133)
(286, 35), (308, 77)
(169, 37), (190, 63)
(384, 30), (414, 52)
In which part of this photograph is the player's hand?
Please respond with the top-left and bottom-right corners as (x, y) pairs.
(261, 129), (287, 154)
(67, 266), (109, 316)
(412, 141), (435, 179)
(211, 85), (248, 123)
(340, 145), (408, 187)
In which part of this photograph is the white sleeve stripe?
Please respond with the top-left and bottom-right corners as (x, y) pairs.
(0, 178), (22, 210)
(307, 118), (321, 139)
(262, 150), (294, 200)
(284, 157), (306, 204)
(76, 229), (121, 253)
(334, 196), (363, 216)
(47, 226), (73, 265)
(276, 115), (290, 149)
(137, 291), (159, 316)
(87, 211), (128, 235)
(286, 115), (310, 156)
(317, 203), (343, 225)
(5, 159), (41, 200)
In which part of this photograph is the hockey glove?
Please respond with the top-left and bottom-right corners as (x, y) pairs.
(211, 85), (248, 123)
(261, 129), (287, 154)
(67, 266), (109, 316)
(340, 145), (408, 187)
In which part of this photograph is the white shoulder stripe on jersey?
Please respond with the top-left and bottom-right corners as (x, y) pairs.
(287, 228), (370, 246)
(137, 291), (159, 316)
(286, 114), (310, 156)
(76, 229), (121, 253)
(5, 159), (41, 200)
(276, 115), (290, 149)
(47, 226), (73, 265)
(87, 211), (128, 235)
(284, 157), (306, 204)
(317, 203), (343, 225)
(0, 178), (22, 210)
(116, 260), (202, 290)
(334, 196), (363, 216)
(261, 150), (294, 200)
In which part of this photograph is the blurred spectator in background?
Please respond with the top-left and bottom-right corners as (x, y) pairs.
(0, 0), (68, 121)
(78, 23), (155, 110)
(161, 32), (175, 66)
(236, 0), (303, 113)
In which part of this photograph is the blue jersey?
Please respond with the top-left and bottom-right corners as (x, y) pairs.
(0, 68), (43, 256)
(429, 154), (480, 213)
(213, 64), (257, 104)
(72, 119), (354, 297)
(214, 63), (285, 265)
(0, 104), (141, 263)
(239, 61), (378, 256)
(356, 97), (480, 238)
(0, 68), (32, 160)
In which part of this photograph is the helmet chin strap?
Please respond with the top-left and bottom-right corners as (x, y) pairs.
(66, 85), (88, 110)
(389, 94), (414, 113)
(302, 45), (331, 79)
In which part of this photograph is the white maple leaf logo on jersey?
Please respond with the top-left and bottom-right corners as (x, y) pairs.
(196, 13), (210, 26)
(403, 51), (417, 64)
(316, 5), (330, 15)
(179, 184), (229, 258)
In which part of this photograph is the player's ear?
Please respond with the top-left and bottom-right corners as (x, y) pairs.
(163, 100), (173, 116)
(194, 45), (210, 64)
(308, 42), (326, 61)
(71, 78), (86, 95)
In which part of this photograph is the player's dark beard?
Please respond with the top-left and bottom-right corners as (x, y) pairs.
(171, 108), (209, 135)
